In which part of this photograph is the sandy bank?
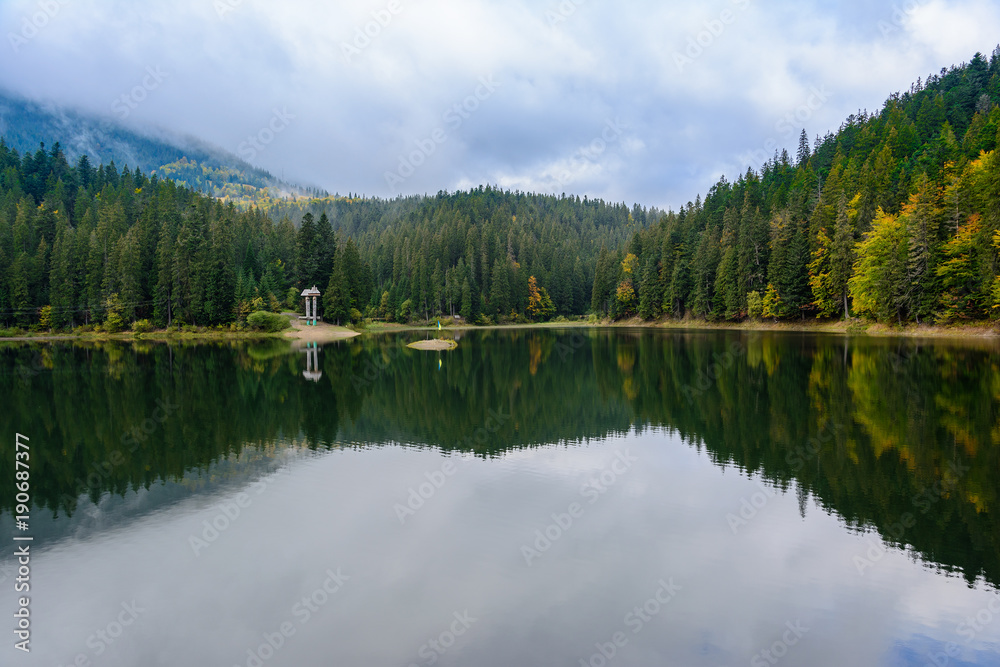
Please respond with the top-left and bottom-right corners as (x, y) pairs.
(406, 339), (458, 351)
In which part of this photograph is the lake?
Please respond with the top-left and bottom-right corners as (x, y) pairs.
(1, 328), (999, 667)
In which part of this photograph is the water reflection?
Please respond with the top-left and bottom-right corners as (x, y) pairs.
(1, 328), (998, 592)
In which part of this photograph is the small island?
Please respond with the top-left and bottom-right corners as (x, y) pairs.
(406, 339), (458, 351)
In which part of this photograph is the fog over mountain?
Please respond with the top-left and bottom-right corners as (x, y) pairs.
(2, 0), (999, 207)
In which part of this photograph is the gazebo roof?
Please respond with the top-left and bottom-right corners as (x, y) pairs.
(301, 286), (321, 297)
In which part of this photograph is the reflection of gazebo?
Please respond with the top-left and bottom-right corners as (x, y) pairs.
(301, 341), (322, 382)
(300, 286), (321, 326)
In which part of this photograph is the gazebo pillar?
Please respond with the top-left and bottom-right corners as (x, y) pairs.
(301, 286), (322, 326)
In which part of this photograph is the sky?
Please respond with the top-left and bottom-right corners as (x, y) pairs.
(1, 0), (999, 209)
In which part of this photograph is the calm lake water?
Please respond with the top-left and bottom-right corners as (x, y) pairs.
(1, 328), (999, 667)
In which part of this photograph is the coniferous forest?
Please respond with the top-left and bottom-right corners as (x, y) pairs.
(1, 49), (1000, 331)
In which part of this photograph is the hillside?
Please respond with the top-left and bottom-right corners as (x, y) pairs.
(598, 48), (1000, 324)
(0, 90), (325, 202)
(1, 49), (999, 330)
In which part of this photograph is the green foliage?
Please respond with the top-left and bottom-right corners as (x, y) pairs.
(398, 299), (413, 323)
(3, 50), (1000, 330)
(614, 50), (1000, 325)
(849, 209), (909, 323)
(762, 284), (782, 320)
(526, 276), (556, 321)
(936, 215), (986, 320)
(38, 305), (52, 329)
(103, 293), (125, 333)
(131, 319), (153, 333)
(285, 287), (300, 311)
(246, 310), (291, 332)
(746, 290), (763, 320)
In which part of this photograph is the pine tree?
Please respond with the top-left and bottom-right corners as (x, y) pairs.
(116, 227), (142, 323)
(295, 213), (320, 290)
(490, 257), (510, 317)
(637, 255), (662, 320)
(904, 174), (941, 322)
(460, 277), (473, 321)
(323, 257), (351, 325)
(797, 129), (811, 167)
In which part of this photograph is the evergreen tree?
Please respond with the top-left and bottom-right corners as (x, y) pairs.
(490, 257), (510, 317)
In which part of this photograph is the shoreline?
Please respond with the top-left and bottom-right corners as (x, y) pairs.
(283, 317), (361, 343)
(2, 317), (997, 344)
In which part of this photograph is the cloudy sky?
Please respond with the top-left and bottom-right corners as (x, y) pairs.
(2, 0), (999, 208)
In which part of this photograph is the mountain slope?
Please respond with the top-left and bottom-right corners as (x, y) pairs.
(604, 48), (1000, 324)
(0, 90), (325, 202)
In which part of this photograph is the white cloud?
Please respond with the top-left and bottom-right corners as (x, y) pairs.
(0, 0), (997, 208)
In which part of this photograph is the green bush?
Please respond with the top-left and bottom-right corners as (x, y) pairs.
(247, 310), (291, 332)
(397, 299), (413, 322)
(132, 319), (154, 334)
(104, 311), (125, 334)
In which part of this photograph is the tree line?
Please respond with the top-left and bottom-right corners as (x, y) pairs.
(0, 143), (658, 329)
(595, 49), (1000, 324)
(1, 49), (999, 329)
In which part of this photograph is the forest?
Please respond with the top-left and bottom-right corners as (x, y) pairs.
(0, 48), (999, 330)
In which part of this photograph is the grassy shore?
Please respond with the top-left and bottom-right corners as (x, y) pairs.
(359, 316), (999, 341)
(3, 316), (998, 343)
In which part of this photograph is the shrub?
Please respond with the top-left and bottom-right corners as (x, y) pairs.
(475, 314), (494, 326)
(104, 311), (125, 334)
(247, 310), (291, 332)
(132, 319), (154, 334)
(397, 299), (413, 322)
(349, 308), (363, 324)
